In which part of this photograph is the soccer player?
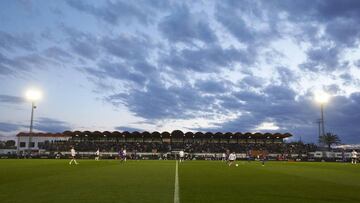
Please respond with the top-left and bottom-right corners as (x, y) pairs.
(246, 150), (252, 163)
(261, 152), (267, 166)
(122, 149), (127, 162)
(351, 150), (358, 164)
(179, 150), (185, 163)
(69, 147), (78, 165)
(228, 152), (236, 166)
(95, 148), (100, 161)
(55, 151), (61, 159)
(118, 148), (123, 161)
(119, 148), (127, 162)
(221, 153), (226, 162)
(119, 148), (124, 162)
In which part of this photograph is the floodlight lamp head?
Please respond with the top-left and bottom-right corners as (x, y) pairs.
(25, 89), (42, 102)
(315, 91), (330, 104)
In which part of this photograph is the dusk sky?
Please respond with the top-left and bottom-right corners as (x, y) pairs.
(1, 0), (360, 143)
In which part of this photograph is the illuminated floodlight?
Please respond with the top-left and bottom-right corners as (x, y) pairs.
(315, 91), (330, 104)
(26, 89), (42, 102)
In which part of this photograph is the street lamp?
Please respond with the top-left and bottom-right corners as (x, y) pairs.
(315, 91), (330, 138)
(25, 89), (42, 152)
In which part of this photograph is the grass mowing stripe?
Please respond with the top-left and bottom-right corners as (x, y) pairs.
(174, 160), (180, 203)
(257, 162), (360, 186)
(179, 161), (360, 203)
(0, 160), (175, 203)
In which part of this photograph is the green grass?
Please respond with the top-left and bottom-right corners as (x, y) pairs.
(1, 160), (360, 203)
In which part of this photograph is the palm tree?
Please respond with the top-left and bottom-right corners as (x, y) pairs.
(318, 133), (341, 150)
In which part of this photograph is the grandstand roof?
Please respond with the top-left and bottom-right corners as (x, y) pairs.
(16, 132), (70, 137)
(16, 131), (292, 139)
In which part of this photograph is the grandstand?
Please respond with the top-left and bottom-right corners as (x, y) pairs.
(17, 130), (290, 150)
(14, 131), (354, 161)
(13, 130), (342, 161)
(14, 130), (294, 158)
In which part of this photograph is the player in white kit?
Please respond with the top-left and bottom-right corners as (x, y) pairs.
(222, 153), (226, 162)
(351, 150), (358, 164)
(179, 150), (185, 163)
(122, 149), (127, 162)
(69, 147), (79, 165)
(228, 152), (236, 166)
(95, 148), (100, 161)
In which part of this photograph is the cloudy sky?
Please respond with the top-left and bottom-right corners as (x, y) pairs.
(1, 0), (360, 143)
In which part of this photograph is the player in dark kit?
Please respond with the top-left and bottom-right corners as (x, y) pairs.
(261, 151), (267, 166)
(119, 148), (126, 162)
(247, 150), (252, 163)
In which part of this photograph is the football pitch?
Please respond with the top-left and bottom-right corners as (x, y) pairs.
(1, 160), (359, 203)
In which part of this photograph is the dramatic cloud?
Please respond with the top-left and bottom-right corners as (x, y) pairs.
(195, 79), (230, 94)
(162, 45), (253, 73)
(323, 93), (360, 143)
(0, 95), (24, 104)
(159, 4), (217, 44)
(2, 0), (360, 143)
(44, 46), (73, 62)
(0, 31), (36, 52)
(300, 46), (348, 72)
(107, 81), (218, 120)
(66, 0), (156, 25)
(0, 52), (55, 76)
(0, 53), (18, 76)
(34, 117), (72, 133)
(60, 25), (99, 60)
(84, 61), (149, 86)
(0, 122), (22, 132)
(100, 34), (152, 62)
(216, 0), (278, 47)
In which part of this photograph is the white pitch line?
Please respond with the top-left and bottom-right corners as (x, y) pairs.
(174, 160), (180, 203)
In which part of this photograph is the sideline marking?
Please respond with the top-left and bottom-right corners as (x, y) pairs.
(174, 160), (180, 203)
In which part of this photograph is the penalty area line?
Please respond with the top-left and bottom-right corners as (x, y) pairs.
(174, 160), (180, 203)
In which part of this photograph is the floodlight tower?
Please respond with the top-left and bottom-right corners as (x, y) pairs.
(316, 119), (322, 138)
(25, 89), (42, 152)
(315, 91), (330, 138)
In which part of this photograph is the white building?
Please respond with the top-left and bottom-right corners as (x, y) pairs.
(17, 132), (71, 151)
